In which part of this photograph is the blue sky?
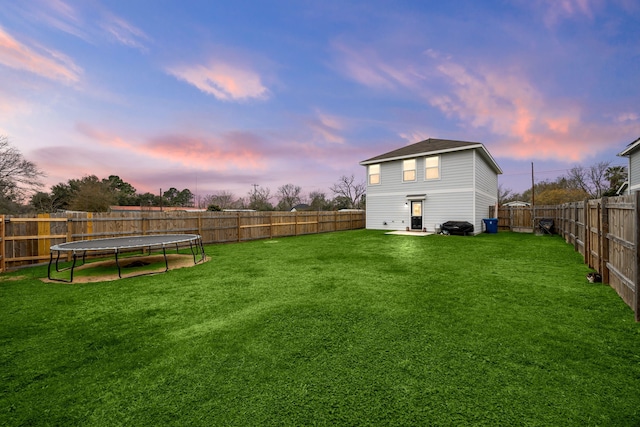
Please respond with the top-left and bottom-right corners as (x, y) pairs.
(0, 0), (637, 203)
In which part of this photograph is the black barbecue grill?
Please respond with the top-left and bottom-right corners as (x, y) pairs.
(538, 218), (554, 235)
(441, 221), (474, 236)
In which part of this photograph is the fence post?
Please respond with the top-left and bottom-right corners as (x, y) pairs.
(37, 213), (50, 261)
(634, 192), (640, 322)
(508, 207), (512, 232)
(269, 212), (274, 239)
(237, 212), (241, 242)
(601, 197), (609, 283)
(573, 202), (580, 252)
(583, 199), (589, 266)
(0, 215), (4, 273)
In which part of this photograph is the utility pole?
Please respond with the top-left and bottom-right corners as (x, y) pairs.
(531, 162), (535, 229)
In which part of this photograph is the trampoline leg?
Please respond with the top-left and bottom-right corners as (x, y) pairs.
(115, 250), (122, 278)
(47, 250), (77, 283)
(188, 240), (197, 263)
(162, 246), (169, 272)
(198, 237), (206, 263)
(48, 252), (54, 280)
(55, 250), (62, 272)
(69, 253), (77, 282)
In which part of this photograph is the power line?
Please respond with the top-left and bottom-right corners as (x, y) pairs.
(502, 164), (627, 177)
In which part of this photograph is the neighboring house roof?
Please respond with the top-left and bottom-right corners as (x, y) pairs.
(360, 138), (503, 174)
(503, 201), (530, 207)
(290, 204), (311, 212)
(618, 136), (640, 157)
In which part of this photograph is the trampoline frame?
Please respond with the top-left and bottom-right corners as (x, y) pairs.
(48, 234), (206, 283)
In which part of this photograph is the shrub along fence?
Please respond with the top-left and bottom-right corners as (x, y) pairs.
(0, 210), (365, 272)
(494, 193), (640, 321)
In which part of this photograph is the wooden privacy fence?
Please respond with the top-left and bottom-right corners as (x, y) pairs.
(496, 193), (640, 321)
(0, 210), (365, 272)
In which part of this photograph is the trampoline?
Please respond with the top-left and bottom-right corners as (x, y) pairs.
(48, 234), (206, 283)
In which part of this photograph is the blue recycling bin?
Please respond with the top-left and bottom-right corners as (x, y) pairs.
(483, 218), (498, 233)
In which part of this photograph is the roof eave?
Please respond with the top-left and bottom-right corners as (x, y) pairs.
(618, 137), (640, 157)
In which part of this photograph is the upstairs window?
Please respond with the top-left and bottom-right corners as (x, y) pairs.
(425, 156), (440, 180)
(403, 159), (416, 182)
(368, 164), (380, 185)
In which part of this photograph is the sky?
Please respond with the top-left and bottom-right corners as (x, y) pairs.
(1, 0), (638, 204)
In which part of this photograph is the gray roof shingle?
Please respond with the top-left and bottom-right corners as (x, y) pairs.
(360, 138), (479, 163)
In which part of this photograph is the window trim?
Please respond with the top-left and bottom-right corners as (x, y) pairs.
(368, 164), (381, 185)
(403, 159), (417, 182)
(424, 155), (440, 181)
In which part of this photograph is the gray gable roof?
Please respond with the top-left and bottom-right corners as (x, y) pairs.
(360, 138), (502, 174)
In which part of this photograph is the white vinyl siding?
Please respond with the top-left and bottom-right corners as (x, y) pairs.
(473, 150), (498, 231)
(629, 153), (640, 192)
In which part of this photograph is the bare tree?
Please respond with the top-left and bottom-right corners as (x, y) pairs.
(202, 191), (240, 210)
(498, 184), (514, 205)
(567, 161), (610, 198)
(276, 183), (302, 211)
(308, 190), (333, 211)
(0, 135), (44, 202)
(248, 185), (273, 211)
(330, 174), (366, 209)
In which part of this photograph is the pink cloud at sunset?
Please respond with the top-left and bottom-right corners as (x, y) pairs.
(0, 26), (81, 83)
(334, 40), (635, 163)
(76, 123), (268, 171)
(540, 0), (595, 26)
(100, 13), (150, 51)
(307, 111), (346, 144)
(142, 133), (268, 170)
(8, 0), (89, 42)
(331, 41), (421, 92)
(167, 61), (269, 101)
(427, 57), (633, 161)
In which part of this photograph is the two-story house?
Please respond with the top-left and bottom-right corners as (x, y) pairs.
(360, 138), (502, 234)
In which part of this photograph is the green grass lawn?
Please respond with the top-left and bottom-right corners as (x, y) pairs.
(1, 230), (639, 426)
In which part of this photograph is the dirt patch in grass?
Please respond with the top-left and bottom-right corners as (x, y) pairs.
(43, 254), (208, 283)
(0, 275), (28, 282)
